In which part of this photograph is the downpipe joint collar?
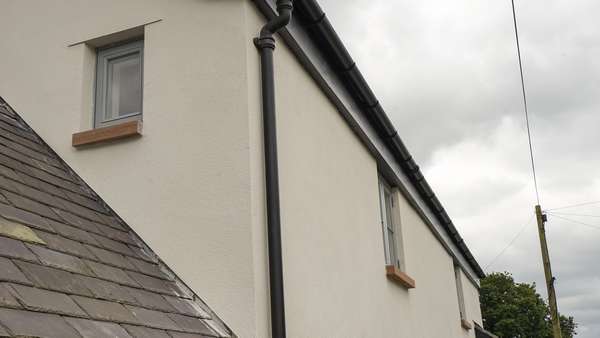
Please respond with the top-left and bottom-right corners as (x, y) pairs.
(254, 36), (276, 50)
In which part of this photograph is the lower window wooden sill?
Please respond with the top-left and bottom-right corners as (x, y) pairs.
(385, 265), (416, 289)
(72, 120), (142, 147)
(461, 319), (473, 330)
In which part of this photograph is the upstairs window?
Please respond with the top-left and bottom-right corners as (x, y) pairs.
(378, 177), (401, 268)
(94, 40), (143, 128)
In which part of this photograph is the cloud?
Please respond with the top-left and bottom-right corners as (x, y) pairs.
(319, 0), (600, 336)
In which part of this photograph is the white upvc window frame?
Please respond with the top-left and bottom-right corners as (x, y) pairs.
(378, 176), (402, 269)
(94, 40), (144, 128)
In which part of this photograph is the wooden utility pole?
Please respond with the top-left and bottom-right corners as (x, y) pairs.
(535, 205), (562, 338)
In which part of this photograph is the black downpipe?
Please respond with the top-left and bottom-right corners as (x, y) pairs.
(254, 1), (293, 338)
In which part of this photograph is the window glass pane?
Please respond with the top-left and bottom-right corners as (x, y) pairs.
(106, 53), (141, 120)
(387, 228), (398, 265)
(379, 183), (391, 264)
(379, 180), (399, 266)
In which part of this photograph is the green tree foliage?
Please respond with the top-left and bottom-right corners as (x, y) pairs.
(480, 272), (577, 338)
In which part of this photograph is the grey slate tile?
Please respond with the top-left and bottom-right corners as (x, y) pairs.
(65, 317), (133, 338)
(0, 322), (8, 336)
(0, 132), (34, 151)
(0, 235), (37, 261)
(1, 190), (58, 219)
(0, 308), (81, 338)
(0, 164), (21, 181)
(198, 319), (231, 338)
(54, 208), (102, 233)
(12, 180), (67, 210)
(127, 256), (169, 279)
(0, 144), (42, 170)
(166, 313), (216, 336)
(27, 165), (84, 194)
(130, 243), (156, 262)
(0, 192), (8, 204)
(48, 220), (100, 245)
(15, 261), (93, 297)
(131, 248), (154, 263)
(0, 257), (31, 284)
(0, 217), (45, 244)
(126, 271), (180, 296)
(35, 230), (97, 259)
(0, 152), (22, 171)
(92, 233), (138, 257)
(63, 190), (105, 214)
(167, 331), (214, 338)
(28, 244), (93, 275)
(37, 163), (72, 182)
(94, 212), (126, 230)
(76, 275), (138, 304)
(0, 123), (36, 142)
(0, 203), (54, 231)
(126, 305), (180, 331)
(6, 283), (87, 317)
(125, 287), (177, 312)
(60, 198), (108, 224)
(85, 245), (136, 270)
(123, 325), (172, 338)
(72, 296), (139, 323)
(163, 296), (210, 319)
(0, 150), (37, 172)
(96, 223), (137, 246)
(0, 104), (16, 117)
(0, 126), (40, 150)
(0, 174), (20, 192)
(16, 170), (70, 199)
(0, 284), (21, 308)
(0, 113), (24, 129)
(84, 260), (140, 287)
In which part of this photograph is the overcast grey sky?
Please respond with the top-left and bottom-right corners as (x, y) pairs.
(319, 0), (600, 336)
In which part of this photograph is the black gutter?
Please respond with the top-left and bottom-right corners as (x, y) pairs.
(293, 0), (485, 278)
(254, 1), (293, 338)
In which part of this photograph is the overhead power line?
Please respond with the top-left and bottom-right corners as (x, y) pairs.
(548, 212), (600, 218)
(511, 0), (540, 205)
(546, 212), (600, 231)
(484, 215), (534, 271)
(546, 200), (600, 211)
(511, 3), (561, 335)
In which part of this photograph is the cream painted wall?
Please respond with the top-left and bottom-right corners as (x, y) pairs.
(0, 0), (482, 337)
(244, 4), (482, 338)
(0, 1), (262, 337)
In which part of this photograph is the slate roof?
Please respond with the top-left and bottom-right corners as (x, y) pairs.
(0, 97), (234, 338)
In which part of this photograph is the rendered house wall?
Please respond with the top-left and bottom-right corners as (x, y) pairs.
(0, 1), (262, 337)
(0, 0), (483, 337)
(244, 4), (482, 338)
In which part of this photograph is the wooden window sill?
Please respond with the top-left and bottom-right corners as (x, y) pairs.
(385, 265), (415, 289)
(72, 120), (142, 147)
(461, 319), (473, 330)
